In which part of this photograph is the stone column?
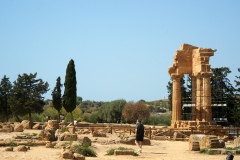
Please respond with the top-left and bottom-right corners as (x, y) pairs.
(171, 74), (182, 122)
(191, 76), (196, 120)
(202, 73), (212, 122)
(196, 75), (203, 121)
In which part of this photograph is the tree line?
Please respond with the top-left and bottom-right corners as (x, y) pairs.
(0, 59), (151, 126)
(4, 62), (238, 127)
(0, 59), (77, 127)
(83, 100), (150, 124)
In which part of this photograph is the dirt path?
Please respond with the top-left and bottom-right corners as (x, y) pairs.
(0, 130), (239, 160)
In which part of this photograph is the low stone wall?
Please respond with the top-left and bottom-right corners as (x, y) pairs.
(114, 150), (135, 156)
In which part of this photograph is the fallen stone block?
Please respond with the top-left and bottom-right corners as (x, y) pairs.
(17, 145), (28, 152)
(92, 131), (107, 137)
(21, 120), (31, 129)
(32, 123), (40, 129)
(61, 149), (74, 159)
(114, 150), (135, 156)
(234, 137), (240, 147)
(14, 124), (23, 132)
(64, 133), (77, 141)
(74, 153), (85, 160)
(46, 141), (57, 148)
(5, 147), (13, 151)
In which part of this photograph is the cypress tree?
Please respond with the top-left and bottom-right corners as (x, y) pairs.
(51, 76), (62, 122)
(63, 59), (77, 122)
(0, 75), (12, 122)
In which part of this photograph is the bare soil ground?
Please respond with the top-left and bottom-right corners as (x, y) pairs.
(0, 130), (239, 160)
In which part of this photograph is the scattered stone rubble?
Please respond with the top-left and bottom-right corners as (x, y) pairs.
(188, 134), (240, 155)
(2, 120), (240, 157)
(0, 120), (143, 158)
(92, 130), (107, 137)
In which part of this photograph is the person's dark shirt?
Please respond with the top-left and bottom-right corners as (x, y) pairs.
(136, 123), (144, 136)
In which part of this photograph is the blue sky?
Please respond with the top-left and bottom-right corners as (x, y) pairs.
(0, 1), (240, 102)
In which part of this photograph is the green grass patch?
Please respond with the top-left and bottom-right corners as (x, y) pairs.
(61, 127), (68, 133)
(207, 149), (214, 155)
(225, 146), (240, 150)
(32, 133), (38, 136)
(82, 141), (90, 148)
(8, 142), (18, 146)
(199, 148), (208, 154)
(27, 141), (36, 146)
(199, 148), (217, 155)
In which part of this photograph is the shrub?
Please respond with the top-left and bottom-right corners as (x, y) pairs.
(43, 106), (59, 120)
(9, 142), (17, 146)
(27, 141), (36, 146)
(83, 112), (99, 123)
(61, 127), (68, 133)
(32, 133), (38, 136)
(106, 148), (115, 155)
(62, 107), (84, 122)
(199, 148), (215, 155)
(225, 146), (240, 150)
(145, 113), (171, 126)
(31, 113), (45, 122)
(199, 148), (208, 153)
(207, 149), (214, 155)
(82, 141), (90, 148)
(75, 145), (97, 157)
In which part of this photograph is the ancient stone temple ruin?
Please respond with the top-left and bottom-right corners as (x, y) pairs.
(168, 44), (217, 128)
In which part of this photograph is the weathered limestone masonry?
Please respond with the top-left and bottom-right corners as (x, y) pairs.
(169, 44), (216, 128)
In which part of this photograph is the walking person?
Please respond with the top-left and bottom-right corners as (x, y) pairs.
(135, 119), (144, 153)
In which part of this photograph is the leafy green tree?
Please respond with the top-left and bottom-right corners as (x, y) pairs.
(59, 107), (83, 122)
(235, 68), (240, 92)
(232, 68), (240, 126)
(211, 67), (234, 101)
(8, 73), (49, 126)
(181, 75), (192, 120)
(43, 106), (59, 120)
(63, 59), (77, 122)
(84, 112), (100, 123)
(109, 99), (127, 122)
(0, 75), (12, 122)
(145, 113), (171, 126)
(148, 105), (155, 112)
(76, 96), (82, 105)
(166, 80), (173, 111)
(98, 99), (127, 123)
(51, 76), (62, 121)
(211, 67), (235, 123)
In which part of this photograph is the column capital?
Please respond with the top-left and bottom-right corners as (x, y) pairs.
(196, 72), (212, 78)
(200, 72), (213, 78)
(189, 74), (196, 78)
(171, 73), (182, 80)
